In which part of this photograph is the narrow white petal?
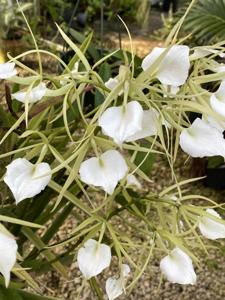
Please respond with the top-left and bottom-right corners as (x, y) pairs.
(4, 158), (51, 204)
(12, 83), (47, 103)
(126, 174), (142, 189)
(199, 208), (225, 240)
(160, 247), (196, 285)
(142, 45), (190, 86)
(98, 101), (143, 145)
(210, 81), (225, 118)
(179, 118), (225, 157)
(126, 109), (158, 142)
(0, 63), (17, 79)
(106, 277), (123, 300)
(191, 48), (225, 60)
(77, 239), (111, 279)
(0, 231), (17, 287)
(79, 150), (128, 195)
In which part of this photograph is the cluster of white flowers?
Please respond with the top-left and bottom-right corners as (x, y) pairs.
(1, 42), (225, 296)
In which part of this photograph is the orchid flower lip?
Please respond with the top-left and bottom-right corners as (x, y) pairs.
(77, 239), (111, 279)
(98, 101), (144, 145)
(4, 158), (52, 204)
(198, 208), (225, 240)
(160, 247), (197, 285)
(141, 45), (190, 86)
(179, 118), (225, 158)
(79, 150), (128, 194)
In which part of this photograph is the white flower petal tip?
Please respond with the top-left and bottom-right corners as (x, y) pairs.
(77, 239), (111, 279)
(141, 45), (190, 86)
(160, 247), (197, 285)
(79, 150), (128, 195)
(199, 208), (225, 240)
(98, 101), (144, 145)
(0, 231), (17, 287)
(0, 62), (17, 79)
(126, 174), (142, 189)
(12, 82), (47, 103)
(106, 264), (130, 300)
(179, 118), (225, 158)
(210, 81), (225, 118)
(4, 158), (51, 204)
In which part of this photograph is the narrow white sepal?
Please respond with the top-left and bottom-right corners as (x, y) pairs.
(160, 247), (196, 285)
(98, 101), (143, 145)
(199, 208), (225, 240)
(79, 150), (128, 195)
(12, 82), (47, 103)
(4, 158), (52, 204)
(106, 264), (130, 300)
(77, 239), (111, 279)
(0, 231), (17, 287)
(179, 118), (225, 158)
(0, 63), (17, 79)
(191, 48), (225, 60)
(141, 45), (190, 86)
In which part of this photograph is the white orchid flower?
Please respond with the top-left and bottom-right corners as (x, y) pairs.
(191, 48), (225, 60)
(106, 264), (130, 300)
(141, 45), (190, 86)
(199, 208), (225, 240)
(210, 81), (225, 118)
(179, 118), (225, 158)
(126, 109), (159, 142)
(0, 62), (17, 79)
(12, 82), (47, 103)
(4, 158), (52, 204)
(77, 239), (111, 279)
(126, 174), (142, 189)
(98, 101), (143, 145)
(99, 102), (159, 145)
(79, 150), (128, 195)
(0, 231), (17, 287)
(160, 247), (196, 285)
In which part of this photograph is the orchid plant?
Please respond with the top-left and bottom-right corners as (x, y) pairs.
(0, 1), (225, 299)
